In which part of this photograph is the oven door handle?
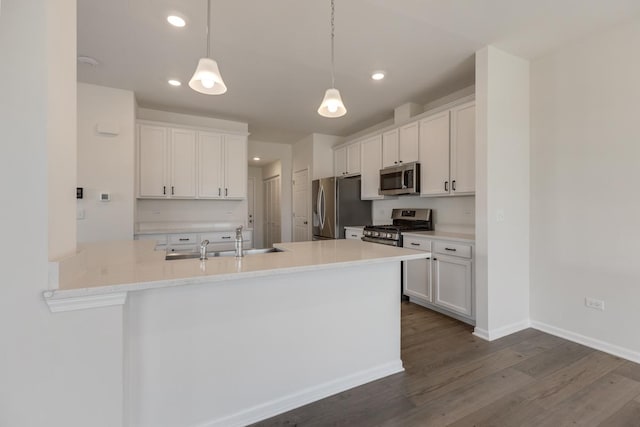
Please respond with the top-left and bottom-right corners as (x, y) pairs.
(362, 236), (399, 246)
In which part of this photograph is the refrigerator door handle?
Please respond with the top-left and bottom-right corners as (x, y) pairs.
(318, 185), (325, 230)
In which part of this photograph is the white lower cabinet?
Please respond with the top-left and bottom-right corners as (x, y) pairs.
(403, 235), (474, 324)
(432, 255), (472, 317)
(344, 227), (364, 240)
(135, 230), (253, 252)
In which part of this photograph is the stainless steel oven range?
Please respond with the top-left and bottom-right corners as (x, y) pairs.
(362, 208), (432, 247)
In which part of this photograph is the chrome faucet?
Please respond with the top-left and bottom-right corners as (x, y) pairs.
(200, 239), (209, 260)
(235, 226), (244, 258)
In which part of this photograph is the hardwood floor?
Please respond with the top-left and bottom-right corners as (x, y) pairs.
(252, 301), (640, 427)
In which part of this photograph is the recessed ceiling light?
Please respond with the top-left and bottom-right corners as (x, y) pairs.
(168, 79), (182, 87)
(371, 72), (385, 81)
(77, 55), (99, 66)
(252, 157), (261, 161)
(167, 15), (186, 27)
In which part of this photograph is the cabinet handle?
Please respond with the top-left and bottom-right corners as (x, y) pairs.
(221, 236), (231, 239)
(225, 188), (228, 196)
(452, 180), (456, 191)
(218, 188), (221, 196)
(394, 161), (398, 164)
(171, 186), (175, 195)
(304, 221), (308, 225)
(179, 238), (189, 241)
(351, 234), (358, 237)
(163, 186), (166, 195)
(444, 181), (449, 192)
(398, 160), (403, 163)
(410, 242), (420, 246)
(445, 247), (457, 252)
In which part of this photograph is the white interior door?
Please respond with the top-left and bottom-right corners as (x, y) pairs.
(292, 169), (309, 242)
(263, 176), (281, 248)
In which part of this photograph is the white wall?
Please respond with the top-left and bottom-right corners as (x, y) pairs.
(530, 17), (640, 359)
(77, 83), (135, 242)
(475, 46), (530, 340)
(47, 0), (77, 259)
(249, 140), (293, 242)
(372, 196), (475, 233)
(312, 134), (342, 179)
(0, 1), (123, 426)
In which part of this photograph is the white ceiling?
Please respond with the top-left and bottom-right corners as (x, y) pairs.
(77, 0), (640, 143)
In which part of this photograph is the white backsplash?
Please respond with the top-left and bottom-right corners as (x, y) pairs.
(372, 195), (475, 234)
(136, 199), (248, 226)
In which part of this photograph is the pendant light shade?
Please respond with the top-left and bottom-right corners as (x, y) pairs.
(189, 58), (227, 95)
(190, 0), (227, 95)
(318, 88), (346, 118)
(318, 0), (347, 118)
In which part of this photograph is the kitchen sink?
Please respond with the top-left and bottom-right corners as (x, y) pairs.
(165, 247), (283, 261)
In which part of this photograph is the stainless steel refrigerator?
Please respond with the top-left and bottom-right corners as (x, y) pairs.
(312, 176), (372, 240)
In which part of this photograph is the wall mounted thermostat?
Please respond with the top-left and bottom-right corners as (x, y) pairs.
(99, 192), (111, 202)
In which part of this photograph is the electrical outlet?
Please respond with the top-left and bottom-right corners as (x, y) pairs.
(585, 297), (605, 311)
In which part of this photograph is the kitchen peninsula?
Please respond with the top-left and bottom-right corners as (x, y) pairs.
(44, 239), (428, 427)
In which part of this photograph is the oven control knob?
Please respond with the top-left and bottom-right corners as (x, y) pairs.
(386, 233), (392, 238)
(373, 232), (379, 237)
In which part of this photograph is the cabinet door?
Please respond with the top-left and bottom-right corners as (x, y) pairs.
(404, 258), (432, 302)
(433, 255), (472, 317)
(419, 112), (451, 196)
(138, 125), (168, 197)
(197, 132), (224, 198)
(170, 129), (197, 198)
(382, 129), (399, 168)
(451, 102), (475, 194)
(224, 135), (247, 199)
(360, 135), (383, 200)
(347, 143), (361, 175)
(334, 146), (347, 176)
(399, 122), (419, 164)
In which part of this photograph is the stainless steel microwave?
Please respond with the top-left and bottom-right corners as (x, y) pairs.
(379, 162), (420, 196)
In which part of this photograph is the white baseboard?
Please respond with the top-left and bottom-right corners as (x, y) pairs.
(193, 360), (404, 427)
(473, 319), (531, 341)
(530, 320), (640, 364)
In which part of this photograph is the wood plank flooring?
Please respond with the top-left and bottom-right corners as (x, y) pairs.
(251, 301), (640, 427)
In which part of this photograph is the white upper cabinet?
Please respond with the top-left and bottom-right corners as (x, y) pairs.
(382, 123), (419, 168)
(360, 134), (383, 200)
(198, 132), (247, 199)
(347, 143), (361, 175)
(197, 132), (224, 198)
(419, 111), (450, 196)
(223, 134), (248, 199)
(334, 142), (361, 176)
(139, 125), (168, 198)
(417, 101), (475, 197)
(450, 101), (475, 195)
(138, 122), (247, 200)
(169, 129), (197, 198)
(381, 129), (399, 168)
(398, 122), (419, 164)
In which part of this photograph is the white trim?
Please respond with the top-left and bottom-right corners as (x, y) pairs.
(473, 319), (531, 341)
(531, 320), (640, 364)
(136, 119), (250, 137)
(44, 292), (127, 313)
(191, 360), (404, 427)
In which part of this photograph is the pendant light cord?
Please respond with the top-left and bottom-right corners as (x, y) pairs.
(330, 0), (335, 88)
(206, 0), (211, 57)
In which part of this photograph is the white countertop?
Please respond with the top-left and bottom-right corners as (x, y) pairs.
(402, 230), (475, 243)
(45, 239), (429, 300)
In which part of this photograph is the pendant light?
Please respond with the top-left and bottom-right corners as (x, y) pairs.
(189, 0), (227, 95)
(317, 0), (347, 118)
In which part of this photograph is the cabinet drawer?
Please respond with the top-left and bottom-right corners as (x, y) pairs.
(433, 241), (472, 258)
(403, 237), (432, 252)
(135, 234), (168, 246)
(201, 230), (251, 243)
(168, 234), (199, 245)
(345, 228), (364, 240)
